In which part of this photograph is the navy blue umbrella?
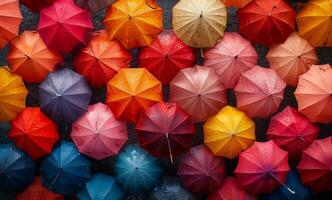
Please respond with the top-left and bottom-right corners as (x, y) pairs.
(39, 68), (92, 123)
(40, 141), (92, 195)
(0, 143), (35, 192)
(0, 122), (10, 143)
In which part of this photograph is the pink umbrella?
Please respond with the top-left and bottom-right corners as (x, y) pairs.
(71, 103), (128, 160)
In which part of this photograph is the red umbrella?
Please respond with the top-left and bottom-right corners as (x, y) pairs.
(138, 30), (196, 85)
(177, 145), (226, 194)
(38, 0), (93, 53)
(297, 137), (332, 192)
(267, 106), (319, 160)
(21, 0), (56, 12)
(75, 0), (116, 13)
(235, 141), (291, 195)
(135, 102), (196, 163)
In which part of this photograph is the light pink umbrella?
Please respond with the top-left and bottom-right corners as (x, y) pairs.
(71, 103), (128, 160)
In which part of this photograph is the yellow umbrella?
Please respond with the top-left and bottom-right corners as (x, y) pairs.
(0, 67), (28, 122)
(203, 106), (255, 159)
(173, 0), (227, 48)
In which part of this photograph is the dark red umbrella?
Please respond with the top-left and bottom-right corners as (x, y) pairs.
(21, 0), (55, 12)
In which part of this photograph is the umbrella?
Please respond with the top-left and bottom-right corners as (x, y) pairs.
(71, 103), (128, 160)
(0, 67), (28, 122)
(222, 0), (252, 7)
(237, 0), (296, 46)
(177, 145), (226, 194)
(21, 0), (55, 12)
(39, 68), (92, 123)
(266, 32), (319, 87)
(173, 0), (227, 48)
(297, 137), (332, 192)
(234, 141), (291, 195)
(0, 122), (11, 143)
(0, 143), (35, 193)
(76, 173), (125, 200)
(234, 66), (286, 118)
(138, 30), (196, 85)
(135, 102), (196, 163)
(294, 64), (332, 123)
(114, 144), (163, 193)
(40, 141), (92, 195)
(0, 0), (22, 49)
(203, 106), (255, 159)
(169, 66), (227, 122)
(104, 0), (163, 49)
(267, 106), (319, 160)
(75, 0), (116, 13)
(7, 31), (63, 83)
(106, 68), (162, 123)
(203, 32), (258, 89)
(296, 0), (332, 47)
(8, 107), (59, 160)
(38, 0), (93, 53)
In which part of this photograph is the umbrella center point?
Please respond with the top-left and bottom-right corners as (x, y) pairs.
(200, 11), (203, 18)
(235, 55), (238, 59)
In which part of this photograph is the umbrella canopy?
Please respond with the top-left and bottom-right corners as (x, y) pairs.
(296, 0), (332, 47)
(75, 0), (116, 13)
(21, 0), (56, 12)
(203, 32), (258, 89)
(71, 103), (128, 160)
(169, 66), (227, 122)
(114, 144), (163, 193)
(0, 143), (35, 193)
(237, 0), (296, 46)
(173, 0), (227, 48)
(177, 145), (226, 194)
(40, 141), (92, 195)
(204, 106), (255, 159)
(106, 68), (162, 123)
(39, 68), (92, 123)
(7, 31), (63, 83)
(297, 137), (332, 192)
(38, 0), (93, 53)
(294, 64), (332, 123)
(222, 0), (252, 7)
(8, 107), (59, 160)
(234, 66), (286, 118)
(77, 173), (125, 200)
(104, 0), (163, 49)
(266, 32), (319, 87)
(138, 30), (196, 85)
(0, 67), (28, 122)
(267, 106), (319, 160)
(235, 141), (291, 195)
(135, 102), (196, 163)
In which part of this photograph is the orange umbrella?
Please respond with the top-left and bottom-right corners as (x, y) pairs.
(7, 31), (63, 83)
(106, 68), (162, 123)
(104, 0), (163, 49)
(222, 0), (252, 8)
(295, 64), (332, 123)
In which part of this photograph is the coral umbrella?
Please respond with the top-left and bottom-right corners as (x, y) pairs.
(234, 66), (286, 118)
(135, 102), (196, 163)
(204, 106), (255, 159)
(203, 32), (258, 89)
(39, 68), (92, 123)
(106, 68), (162, 123)
(21, 0), (56, 12)
(222, 0), (252, 8)
(75, 0), (116, 13)
(104, 0), (163, 49)
(38, 0), (93, 53)
(267, 106), (319, 160)
(40, 141), (92, 195)
(73, 30), (131, 88)
(295, 64), (332, 123)
(138, 30), (196, 85)
(0, 67), (28, 122)
(170, 66), (227, 122)
(7, 31), (63, 83)
(237, 0), (296, 46)
(173, 0), (227, 48)
(266, 32), (319, 87)
(177, 145), (226, 194)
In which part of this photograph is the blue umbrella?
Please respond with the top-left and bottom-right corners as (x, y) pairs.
(114, 144), (163, 193)
(77, 173), (125, 200)
(0, 143), (35, 192)
(39, 68), (92, 123)
(40, 141), (92, 195)
(0, 122), (10, 143)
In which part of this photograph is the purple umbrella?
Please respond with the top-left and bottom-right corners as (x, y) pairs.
(39, 68), (92, 123)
